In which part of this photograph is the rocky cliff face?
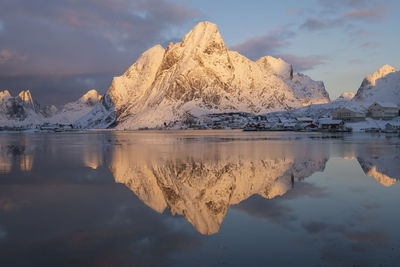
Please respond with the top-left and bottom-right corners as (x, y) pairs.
(78, 21), (330, 129)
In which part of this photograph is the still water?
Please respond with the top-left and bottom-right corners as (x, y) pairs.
(0, 130), (399, 266)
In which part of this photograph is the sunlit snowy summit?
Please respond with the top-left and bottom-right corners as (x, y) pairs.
(76, 21), (330, 129)
(1, 22), (399, 130)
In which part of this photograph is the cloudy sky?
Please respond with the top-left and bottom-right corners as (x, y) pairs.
(0, 0), (399, 105)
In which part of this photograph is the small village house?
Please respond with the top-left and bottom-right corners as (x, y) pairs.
(385, 121), (400, 133)
(332, 108), (365, 122)
(367, 102), (399, 120)
(318, 118), (344, 130)
(297, 122), (318, 131)
(296, 117), (313, 123)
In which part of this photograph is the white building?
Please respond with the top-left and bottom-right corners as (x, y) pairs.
(318, 118), (344, 130)
(367, 102), (399, 120)
(332, 108), (365, 122)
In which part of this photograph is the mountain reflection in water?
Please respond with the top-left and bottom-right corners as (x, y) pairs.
(110, 137), (331, 235)
(45, 131), (395, 235)
(0, 132), (399, 236)
(0, 131), (400, 266)
(108, 133), (399, 235)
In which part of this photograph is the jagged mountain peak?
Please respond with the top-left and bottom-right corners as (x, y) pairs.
(124, 45), (165, 77)
(108, 44), (166, 111)
(338, 92), (355, 100)
(0, 90), (11, 101)
(257, 56), (293, 79)
(365, 64), (396, 86)
(77, 22), (331, 129)
(166, 42), (174, 51)
(18, 90), (34, 105)
(79, 89), (102, 106)
(353, 64), (399, 105)
(0, 89), (43, 124)
(45, 89), (103, 125)
(182, 21), (223, 47)
(164, 21), (229, 67)
(170, 21), (229, 69)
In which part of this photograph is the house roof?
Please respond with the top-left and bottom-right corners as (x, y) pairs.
(334, 107), (363, 113)
(283, 123), (297, 127)
(296, 117), (313, 121)
(279, 118), (296, 123)
(386, 121), (400, 126)
(318, 118), (342, 125)
(372, 102), (399, 108)
(299, 122), (317, 127)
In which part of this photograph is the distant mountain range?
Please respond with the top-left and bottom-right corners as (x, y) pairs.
(0, 21), (398, 129)
(0, 89), (101, 126)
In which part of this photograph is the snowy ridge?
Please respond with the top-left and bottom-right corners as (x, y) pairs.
(0, 89), (102, 127)
(2, 23), (397, 130)
(0, 89), (44, 126)
(352, 64), (400, 107)
(0, 90), (11, 101)
(78, 21), (330, 130)
(270, 64), (399, 119)
(47, 89), (102, 125)
(338, 92), (355, 100)
(256, 56), (293, 79)
(285, 73), (330, 106)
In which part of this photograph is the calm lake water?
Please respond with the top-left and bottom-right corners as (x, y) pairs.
(0, 130), (399, 266)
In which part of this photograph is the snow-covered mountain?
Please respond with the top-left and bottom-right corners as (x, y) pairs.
(286, 73), (330, 106)
(6, 23), (398, 130)
(257, 56), (329, 106)
(337, 92), (355, 101)
(269, 64), (399, 119)
(0, 89), (102, 127)
(47, 89), (102, 124)
(0, 90), (44, 126)
(352, 64), (400, 107)
(77, 21), (330, 129)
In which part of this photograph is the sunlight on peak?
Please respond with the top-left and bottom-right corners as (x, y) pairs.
(367, 166), (397, 187)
